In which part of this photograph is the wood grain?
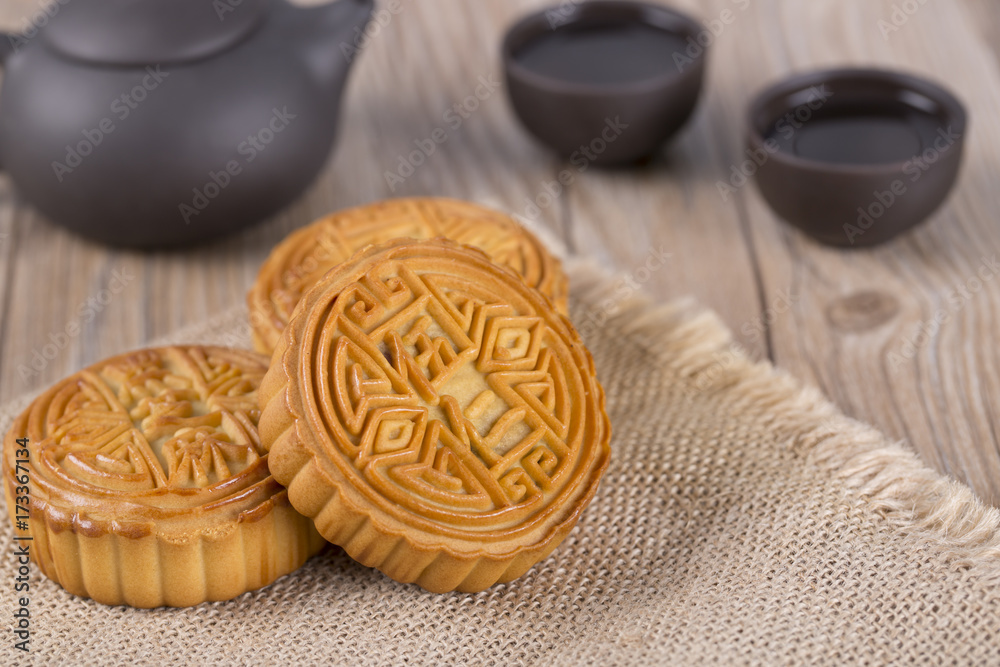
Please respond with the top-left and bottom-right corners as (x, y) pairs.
(964, 0), (1000, 70)
(1, 0), (1000, 503)
(713, 0), (1000, 503)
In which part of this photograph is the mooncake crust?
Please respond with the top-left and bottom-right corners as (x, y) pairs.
(247, 197), (569, 354)
(2, 345), (325, 607)
(258, 238), (610, 593)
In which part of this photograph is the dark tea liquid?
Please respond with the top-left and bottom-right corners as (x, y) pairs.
(765, 100), (943, 165)
(515, 23), (689, 85)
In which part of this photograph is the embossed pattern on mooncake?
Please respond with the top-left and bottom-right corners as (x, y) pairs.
(248, 197), (569, 354)
(2, 346), (325, 607)
(258, 239), (610, 594)
(42, 347), (264, 495)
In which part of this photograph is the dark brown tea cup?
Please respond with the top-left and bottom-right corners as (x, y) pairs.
(502, 1), (708, 166)
(747, 68), (967, 247)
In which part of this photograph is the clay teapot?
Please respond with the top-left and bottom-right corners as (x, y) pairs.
(0, 0), (374, 248)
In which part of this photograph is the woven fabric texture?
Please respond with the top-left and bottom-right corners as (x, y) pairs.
(2, 261), (998, 666)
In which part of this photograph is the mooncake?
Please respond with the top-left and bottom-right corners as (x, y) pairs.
(258, 238), (610, 593)
(2, 346), (325, 607)
(247, 197), (569, 354)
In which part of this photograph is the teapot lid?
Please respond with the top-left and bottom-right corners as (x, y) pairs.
(43, 0), (270, 65)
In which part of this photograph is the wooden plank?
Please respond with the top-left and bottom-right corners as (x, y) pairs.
(1, 0), (1000, 507)
(961, 0), (1000, 70)
(564, 0), (768, 359)
(706, 0), (1000, 503)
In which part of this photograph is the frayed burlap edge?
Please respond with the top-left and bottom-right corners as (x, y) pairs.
(567, 259), (1000, 574)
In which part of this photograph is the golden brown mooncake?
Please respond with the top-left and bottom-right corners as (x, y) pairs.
(247, 197), (569, 354)
(1, 346), (325, 608)
(258, 238), (611, 593)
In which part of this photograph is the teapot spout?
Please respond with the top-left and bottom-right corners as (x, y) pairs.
(286, 0), (375, 86)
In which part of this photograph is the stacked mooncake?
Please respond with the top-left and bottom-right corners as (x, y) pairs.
(2, 198), (611, 606)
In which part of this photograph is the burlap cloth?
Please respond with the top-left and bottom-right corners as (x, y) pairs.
(2, 261), (999, 666)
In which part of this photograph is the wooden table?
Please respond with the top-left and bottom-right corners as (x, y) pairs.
(2, 0), (1000, 503)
